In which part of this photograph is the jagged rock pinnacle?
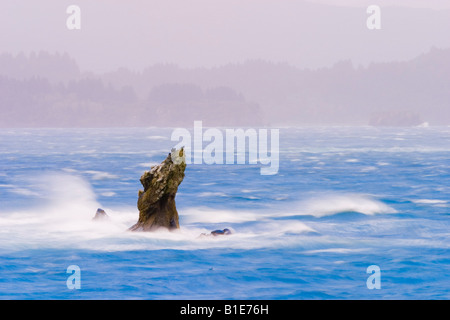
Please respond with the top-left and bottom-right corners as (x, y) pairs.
(129, 147), (186, 231)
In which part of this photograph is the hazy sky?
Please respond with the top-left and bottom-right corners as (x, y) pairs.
(307, 0), (450, 9)
(1, 1), (449, 73)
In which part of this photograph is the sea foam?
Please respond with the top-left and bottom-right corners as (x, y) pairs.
(286, 193), (397, 217)
(0, 173), (317, 252)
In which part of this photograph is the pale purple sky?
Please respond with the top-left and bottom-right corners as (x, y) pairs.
(1, 0), (449, 72)
(308, 0), (450, 9)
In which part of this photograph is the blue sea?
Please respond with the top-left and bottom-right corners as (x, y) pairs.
(0, 126), (449, 299)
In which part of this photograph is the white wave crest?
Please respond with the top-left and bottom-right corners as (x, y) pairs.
(286, 193), (397, 217)
(0, 174), (394, 253)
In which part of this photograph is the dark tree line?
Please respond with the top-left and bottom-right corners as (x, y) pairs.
(1, 47), (449, 127)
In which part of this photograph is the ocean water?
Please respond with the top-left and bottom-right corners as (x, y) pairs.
(0, 126), (449, 299)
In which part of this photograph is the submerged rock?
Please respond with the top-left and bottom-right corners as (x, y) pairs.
(199, 228), (233, 237)
(92, 208), (109, 221)
(211, 228), (232, 236)
(129, 148), (186, 231)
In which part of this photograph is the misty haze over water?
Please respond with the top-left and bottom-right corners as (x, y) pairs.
(1, 1), (450, 302)
(0, 1), (449, 127)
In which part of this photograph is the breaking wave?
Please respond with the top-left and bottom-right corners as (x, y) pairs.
(277, 193), (397, 218)
(0, 173), (397, 253)
(0, 173), (319, 252)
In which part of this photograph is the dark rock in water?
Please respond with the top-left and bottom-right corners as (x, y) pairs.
(93, 208), (108, 220)
(211, 228), (232, 236)
(129, 148), (186, 231)
(199, 228), (233, 237)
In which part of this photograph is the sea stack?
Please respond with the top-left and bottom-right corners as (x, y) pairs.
(92, 208), (109, 221)
(129, 147), (186, 231)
